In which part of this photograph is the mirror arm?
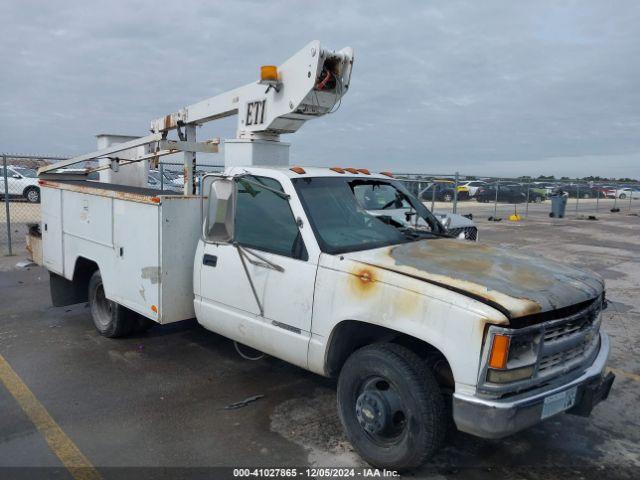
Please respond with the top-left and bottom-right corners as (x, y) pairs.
(235, 243), (284, 272)
(236, 244), (264, 317)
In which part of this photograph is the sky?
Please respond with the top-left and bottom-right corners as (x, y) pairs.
(1, 0), (639, 179)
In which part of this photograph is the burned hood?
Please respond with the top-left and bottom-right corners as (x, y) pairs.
(343, 239), (603, 319)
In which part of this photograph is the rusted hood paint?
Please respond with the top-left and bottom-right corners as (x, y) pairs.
(343, 239), (603, 319)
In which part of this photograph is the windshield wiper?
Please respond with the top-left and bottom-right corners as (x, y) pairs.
(398, 227), (451, 240)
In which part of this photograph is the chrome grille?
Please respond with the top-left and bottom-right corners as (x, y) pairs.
(537, 304), (601, 378)
(480, 297), (603, 396)
(447, 226), (478, 241)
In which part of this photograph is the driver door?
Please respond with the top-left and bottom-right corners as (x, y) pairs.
(196, 175), (317, 369)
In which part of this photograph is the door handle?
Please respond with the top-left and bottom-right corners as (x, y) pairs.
(203, 254), (217, 267)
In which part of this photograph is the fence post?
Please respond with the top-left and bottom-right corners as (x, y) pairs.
(159, 164), (164, 191)
(596, 187), (600, 212)
(2, 154), (13, 256)
(525, 178), (530, 217)
(453, 171), (459, 214)
(613, 180), (618, 210)
(575, 181), (580, 214)
(493, 180), (499, 218)
(629, 187), (633, 211)
(431, 183), (436, 212)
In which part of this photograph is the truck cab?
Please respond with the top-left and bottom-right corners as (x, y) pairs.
(192, 166), (614, 468)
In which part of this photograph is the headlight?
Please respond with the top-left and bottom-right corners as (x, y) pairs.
(485, 329), (542, 384)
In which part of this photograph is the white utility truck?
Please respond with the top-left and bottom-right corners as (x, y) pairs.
(38, 41), (614, 470)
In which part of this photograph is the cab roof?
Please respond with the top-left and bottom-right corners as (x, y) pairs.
(226, 165), (395, 180)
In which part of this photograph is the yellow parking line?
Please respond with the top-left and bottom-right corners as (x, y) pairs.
(608, 367), (640, 383)
(0, 353), (101, 480)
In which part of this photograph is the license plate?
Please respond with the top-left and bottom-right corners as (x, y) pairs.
(541, 386), (577, 419)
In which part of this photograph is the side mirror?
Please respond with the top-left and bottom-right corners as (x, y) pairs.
(202, 176), (236, 244)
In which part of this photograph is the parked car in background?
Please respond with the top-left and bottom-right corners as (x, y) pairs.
(595, 186), (617, 198)
(559, 184), (601, 199)
(419, 181), (470, 202)
(615, 187), (640, 199)
(531, 182), (557, 195)
(0, 165), (41, 202)
(458, 180), (488, 197)
(476, 184), (527, 203)
(518, 184), (548, 203)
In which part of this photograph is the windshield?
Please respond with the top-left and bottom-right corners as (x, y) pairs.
(13, 167), (37, 178)
(293, 177), (445, 254)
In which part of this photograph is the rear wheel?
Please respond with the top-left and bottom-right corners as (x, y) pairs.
(337, 343), (445, 470)
(619, 193), (627, 199)
(88, 270), (136, 338)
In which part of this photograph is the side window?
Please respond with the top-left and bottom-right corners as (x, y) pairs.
(235, 176), (307, 260)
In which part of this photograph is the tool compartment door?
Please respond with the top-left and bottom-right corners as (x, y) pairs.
(112, 199), (161, 322)
(41, 187), (63, 274)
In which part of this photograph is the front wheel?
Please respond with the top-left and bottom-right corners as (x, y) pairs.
(88, 270), (136, 337)
(619, 193), (626, 199)
(337, 343), (446, 470)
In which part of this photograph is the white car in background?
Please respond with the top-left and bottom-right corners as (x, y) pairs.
(459, 180), (488, 197)
(615, 187), (640, 200)
(0, 165), (41, 203)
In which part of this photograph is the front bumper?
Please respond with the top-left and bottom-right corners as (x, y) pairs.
(453, 331), (614, 439)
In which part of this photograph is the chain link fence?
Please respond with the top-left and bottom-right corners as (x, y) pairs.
(1, 154), (65, 256)
(395, 173), (640, 221)
(2, 155), (639, 256)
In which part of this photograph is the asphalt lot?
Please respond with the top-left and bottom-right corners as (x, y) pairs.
(0, 208), (639, 479)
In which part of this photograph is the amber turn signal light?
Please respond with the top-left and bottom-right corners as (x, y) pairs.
(289, 166), (306, 174)
(330, 167), (346, 174)
(489, 334), (510, 369)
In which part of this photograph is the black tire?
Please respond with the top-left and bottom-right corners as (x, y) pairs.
(337, 343), (445, 470)
(24, 186), (40, 203)
(88, 270), (135, 338)
(619, 193), (626, 199)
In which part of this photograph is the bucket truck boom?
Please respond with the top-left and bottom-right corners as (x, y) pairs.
(39, 40), (354, 194)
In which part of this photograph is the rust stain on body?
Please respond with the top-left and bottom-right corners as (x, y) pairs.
(349, 267), (378, 297)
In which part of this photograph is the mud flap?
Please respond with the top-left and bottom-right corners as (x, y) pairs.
(50, 271), (88, 307)
(567, 372), (615, 417)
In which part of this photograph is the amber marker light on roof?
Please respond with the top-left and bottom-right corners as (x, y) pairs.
(289, 166), (306, 174)
(345, 168), (359, 174)
(356, 169), (371, 175)
(380, 171), (394, 178)
(330, 167), (346, 173)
